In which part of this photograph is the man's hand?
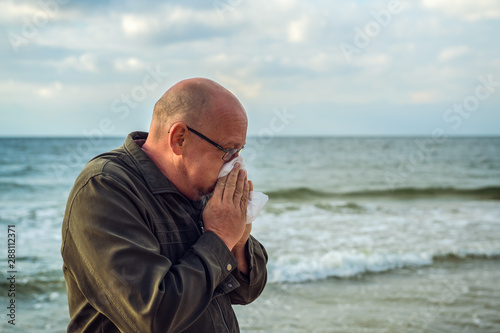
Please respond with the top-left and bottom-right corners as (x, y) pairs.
(232, 180), (253, 248)
(231, 180), (254, 275)
(203, 163), (250, 251)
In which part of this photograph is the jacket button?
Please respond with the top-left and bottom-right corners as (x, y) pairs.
(226, 264), (232, 271)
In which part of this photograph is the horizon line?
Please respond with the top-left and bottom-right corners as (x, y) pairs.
(2, 134), (500, 139)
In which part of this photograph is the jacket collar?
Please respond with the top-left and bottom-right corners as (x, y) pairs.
(123, 131), (182, 195)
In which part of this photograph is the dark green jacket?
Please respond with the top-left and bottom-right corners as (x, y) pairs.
(61, 132), (268, 333)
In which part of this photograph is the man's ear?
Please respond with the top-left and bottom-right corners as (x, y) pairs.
(169, 123), (188, 156)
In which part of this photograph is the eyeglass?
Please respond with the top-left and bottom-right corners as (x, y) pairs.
(186, 126), (244, 161)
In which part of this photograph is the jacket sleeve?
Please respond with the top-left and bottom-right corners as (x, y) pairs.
(61, 174), (238, 333)
(229, 235), (268, 305)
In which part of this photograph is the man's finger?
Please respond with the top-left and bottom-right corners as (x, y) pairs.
(213, 175), (228, 201)
(222, 163), (241, 203)
(233, 169), (246, 203)
(240, 179), (250, 213)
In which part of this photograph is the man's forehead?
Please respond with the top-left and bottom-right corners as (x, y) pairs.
(203, 98), (247, 147)
(219, 132), (246, 148)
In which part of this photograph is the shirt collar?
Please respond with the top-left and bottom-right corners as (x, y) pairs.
(123, 131), (182, 195)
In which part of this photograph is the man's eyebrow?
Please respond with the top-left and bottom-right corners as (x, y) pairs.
(232, 142), (246, 149)
(220, 139), (246, 148)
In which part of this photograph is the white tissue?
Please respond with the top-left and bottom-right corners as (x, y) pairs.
(218, 156), (246, 179)
(217, 156), (268, 223)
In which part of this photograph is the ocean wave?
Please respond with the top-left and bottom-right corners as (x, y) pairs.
(266, 186), (500, 201)
(263, 200), (376, 215)
(433, 251), (500, 261)
(0, 181), (36, 191)
(0, 164), (35, 177)
(0, 178), (62, 192)
(314, 201), (368, 213)
(0, 271), (65, 295)
(267, 249), (500, 283)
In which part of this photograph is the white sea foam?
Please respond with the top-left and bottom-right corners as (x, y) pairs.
(267, 248), (500, 283)
(267, 251), (433, 283)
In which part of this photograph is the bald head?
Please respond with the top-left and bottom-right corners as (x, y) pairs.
(149, 78), (245, 141)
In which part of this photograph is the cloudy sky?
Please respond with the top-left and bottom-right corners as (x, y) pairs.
(1, 0), (499, 137)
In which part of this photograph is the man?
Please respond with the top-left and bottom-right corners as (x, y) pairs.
(61, 78), (268, 332)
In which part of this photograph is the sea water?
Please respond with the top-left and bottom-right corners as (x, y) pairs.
(0, 136), (499, 332)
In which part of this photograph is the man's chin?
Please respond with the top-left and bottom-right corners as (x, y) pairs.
(197, 185), (216, 199)
(205, 185), (216, 197)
